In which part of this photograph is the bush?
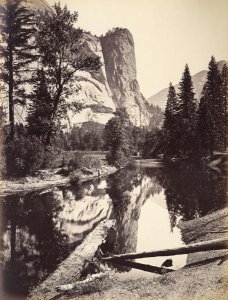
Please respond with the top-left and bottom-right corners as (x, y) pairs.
(4, 125), (57, 178)
(67, 152), (84, 171)
(69, 170), (82, 185)
(82, 156), (102, 169)
(67, 153), (102, 171)
(5, 133), (45, 177)
(106, 149), (129, 169)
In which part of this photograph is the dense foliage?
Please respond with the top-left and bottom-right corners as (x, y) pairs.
(104, 108), (133, 168)
(28, 2), (101, 145)
(198, 57), (226, 155)
(162, 57), (227, 161)
(60, 122), (105, 151)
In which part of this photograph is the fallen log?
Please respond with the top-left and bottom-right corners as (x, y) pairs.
(112, 259), (174, 275)
(29, 219), (115, 300)
(102, 238), (228, 261)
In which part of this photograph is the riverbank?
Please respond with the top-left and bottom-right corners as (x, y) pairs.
(0, 160), (117, 196)
(56, 208), (228, 300)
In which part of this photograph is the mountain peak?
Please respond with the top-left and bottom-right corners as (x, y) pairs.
(148, 59), (227, 109)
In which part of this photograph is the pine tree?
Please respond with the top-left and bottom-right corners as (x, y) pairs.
(177, 64), (197, 158)
(35, 2), (101, 145)
(0, 0), (37, 138)
(26, 69), (54, 140)
(197, 85), (212, 156)
(163, 83), (179, 158)
(221, 64), (228, 150)
(198, 57), (224, 155)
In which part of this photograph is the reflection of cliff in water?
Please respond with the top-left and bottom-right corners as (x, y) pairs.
(0, 180), (112, 296)
(107, 167), (163, 256)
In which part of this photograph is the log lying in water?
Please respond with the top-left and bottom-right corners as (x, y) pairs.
(29, 219), (115, 300)
(112, 259), (174, 275)
(102, 238), (228, 261)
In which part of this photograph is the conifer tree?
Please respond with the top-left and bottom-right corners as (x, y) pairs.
(0, 0), (37, 138)
(177, 64), (197, 158)
(26, 69), (53, 140)
(163, 83), (179, 157)
(221, 64), (228, 150)
(198, 57), (224, 155)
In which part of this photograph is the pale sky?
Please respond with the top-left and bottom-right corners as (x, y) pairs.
(48, 0), (228, 98)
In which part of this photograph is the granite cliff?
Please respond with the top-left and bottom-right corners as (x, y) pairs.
(4, 0), (162, 128)
(100, 29), (151, 126)
(65, 28), (153, 127)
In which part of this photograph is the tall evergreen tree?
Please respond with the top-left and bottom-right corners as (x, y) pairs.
(221, 64), (228, 150)
(198, 57), (224, 155)
(163, 83), (179, 157)
(26, 69), (53, 140)
(177, 64), (197, 158)
(0, 0), (37, 138)
(34, 2), (101, 145)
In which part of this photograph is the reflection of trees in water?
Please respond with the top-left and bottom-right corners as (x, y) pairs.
(1, 181), (111, 296)
(107, 165), (226, 256)
(158, 168), (226, 229)
(1, 192), (69, 295)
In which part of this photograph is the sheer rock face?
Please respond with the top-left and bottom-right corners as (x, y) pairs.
(7, 0), (151, 127)
(101, 29), (151, 126)
(66, 29), (151, 127)
(62, 33), (116, 128)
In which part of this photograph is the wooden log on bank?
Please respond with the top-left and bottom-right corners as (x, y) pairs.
(102, 238), (228, 262)
(29, 219), (115, 300)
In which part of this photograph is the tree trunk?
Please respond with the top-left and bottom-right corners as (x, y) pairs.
(102, 238), (228, 261)
(8, 47), (14, 139)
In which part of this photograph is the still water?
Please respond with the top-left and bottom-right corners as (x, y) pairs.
(0, 161), (226, 297)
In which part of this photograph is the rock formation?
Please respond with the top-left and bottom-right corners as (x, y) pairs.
(3, 0), (162, 128)
(65, 28), (153, 127)
(101, 28), (151, 126)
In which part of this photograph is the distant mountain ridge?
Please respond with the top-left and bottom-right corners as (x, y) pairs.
(148, 60), (228, 110)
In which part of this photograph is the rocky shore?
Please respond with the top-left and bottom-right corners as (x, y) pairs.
(0, 163), (117, 196)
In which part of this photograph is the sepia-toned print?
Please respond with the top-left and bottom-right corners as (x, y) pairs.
(0, 0), (227, 299)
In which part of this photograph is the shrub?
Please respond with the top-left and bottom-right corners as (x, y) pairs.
(4, 125), (58, 178)
(69, 170), (82, 185)
(5, 133), (45, 177)
(67, 152), (84, 171)
(67, 153), (102, 171)
(82, 156), (102, 169)
(106, 149), (129, 169)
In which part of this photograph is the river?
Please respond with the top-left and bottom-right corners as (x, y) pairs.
(0, 160), (226, 298)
